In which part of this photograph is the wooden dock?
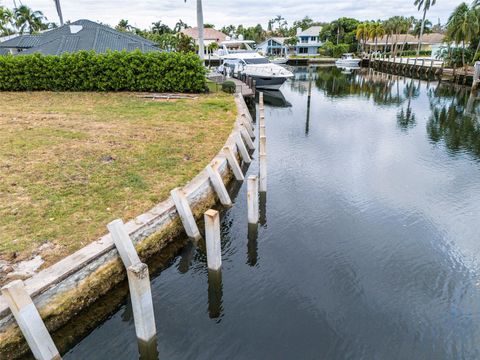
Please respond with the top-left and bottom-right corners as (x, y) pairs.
(230, 78), (254, 97)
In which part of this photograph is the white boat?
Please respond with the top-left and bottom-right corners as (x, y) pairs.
(335, 53), (361, 67)
(216, 40), (293, 90)
(270, 57), (288, 65)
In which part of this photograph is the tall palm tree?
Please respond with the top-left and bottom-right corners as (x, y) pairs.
(414, 0), (436, 57)
(383, 19), (395, 54)
(185, 0), (204, 60)
(447, 3), (479, 68)
(53, 0), (63, 26)
(356, 22), (370, 53)
(369, 22), (385, 52)
(14, 5), (46, 34)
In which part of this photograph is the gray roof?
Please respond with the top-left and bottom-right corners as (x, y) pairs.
(0, 20), (160, 55)
(298, 26), (322, 37)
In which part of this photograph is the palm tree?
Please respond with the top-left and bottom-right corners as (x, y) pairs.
(383, 19), (395, 54)
(414, 0), (436, 57)
(174, 19), (188, 33)
(0, 7), (14, 35)
(14, 5), (46, 34)
(185, 0), (204, 60)
(369, 22), (385, 52)
(446, 3), (479, 68)
(53, 0), (63, 26)
(356, 22), (370, 53)
(400, 16), (415, 56)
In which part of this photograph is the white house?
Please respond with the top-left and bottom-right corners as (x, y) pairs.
(294, 26), (323, 56)
(256, 37), (288, 56)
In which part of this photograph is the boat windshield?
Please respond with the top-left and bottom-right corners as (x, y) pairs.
(244, 58), (270, 65)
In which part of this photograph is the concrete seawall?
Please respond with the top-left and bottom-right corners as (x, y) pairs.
(0, 93), (253, 358)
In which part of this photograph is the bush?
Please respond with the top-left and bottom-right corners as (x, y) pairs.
(318, 41), (351, 58)
(0, 50), (206, 92)
(221, 80), (236, 94)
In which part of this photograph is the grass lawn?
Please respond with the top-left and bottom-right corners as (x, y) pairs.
(0, 91), (236, 265)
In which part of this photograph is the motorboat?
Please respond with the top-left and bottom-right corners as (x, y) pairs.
(335, 53), (361, 67)
(217, 40), (293, 90)
(270, 57), (288, 65)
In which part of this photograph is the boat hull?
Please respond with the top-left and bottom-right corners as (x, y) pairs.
(335, 59), (361, 67)
(250, 76), (289, 90)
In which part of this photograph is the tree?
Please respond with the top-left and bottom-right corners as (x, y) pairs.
(293, 16), (313, 31)
(116, 19), (132, 32)
(174, 19), (188, 33)
(151, 21), (172, 35)
(446, 2), (479, 68)
(356, 22), (371, 53)
(14, 5), (46, 34)
(368, 22), (385, 52)
(413, 19), (432, 36)
(0, 7), (14, 35)
(184, 0), (204, 60)
(414, 0), (436, 57)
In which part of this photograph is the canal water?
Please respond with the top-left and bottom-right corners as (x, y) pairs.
(64, 67), (480, 359)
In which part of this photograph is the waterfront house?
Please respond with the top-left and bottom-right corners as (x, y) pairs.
(0, 19), (159, 55)
(257, 37), (288, 56)
(364, 33), (445, 55)
(294, 26), (323, 56)
(181, 27), (227, 53)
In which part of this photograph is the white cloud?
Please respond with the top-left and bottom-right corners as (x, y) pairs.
(1, 0), (465, 29)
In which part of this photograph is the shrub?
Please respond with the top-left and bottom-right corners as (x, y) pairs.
(0, 50), (206, 92)
(221, 80), (236, 94)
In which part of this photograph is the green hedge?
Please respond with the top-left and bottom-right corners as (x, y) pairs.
(0, 50), (207, 92)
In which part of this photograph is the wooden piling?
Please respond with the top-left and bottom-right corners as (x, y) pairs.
(247, 175), (259, 224)
(2, 280), (61, 360)
(170, 188), (201, 240)
(204, 209), (222, 271)
(127, 262), (157, 343)
(206, 165), (232, 207)
(222, 146), (244, 181)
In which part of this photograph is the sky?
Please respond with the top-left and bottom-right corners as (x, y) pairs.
(0, 0), (467, 30)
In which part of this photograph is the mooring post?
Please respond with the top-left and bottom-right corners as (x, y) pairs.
(234, 132), (252, 163)
(1, 280), (61, 360)
(204, 209), (222, 271)
(259, 124), (266, 138)
(170, 188), (201, 240)
(127, 262), (157, 343)
(259, 136), (267, 192)
(247, 175), (259, 224)
(107, 220), (157, 344)
(107, 219), (141, 268)
(206, 165), (232, 207)
(222, 146), (244, 181)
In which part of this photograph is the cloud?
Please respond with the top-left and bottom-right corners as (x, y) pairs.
(2, 0), (464, 29)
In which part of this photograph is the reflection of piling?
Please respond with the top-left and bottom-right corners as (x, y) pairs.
(204, 209), (222, 271)
(1, 280), (61, 360)
(306, 66), (313, 134)
(247, 175), (259, 224)
(207, 269), (223, 319)
(108, 220), (156, 344)
(247, 223), (259, 267)
(138, 337), (159, 360)
(259, 191), (267, 226)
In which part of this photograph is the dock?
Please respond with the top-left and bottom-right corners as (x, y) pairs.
(230, 77), (254, 97)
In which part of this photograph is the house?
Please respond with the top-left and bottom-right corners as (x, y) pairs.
(181, 27), (227, 51)
(257, 37), (288, 56)
(364, 33), (445, 55)
(294, 26), (323, 56)
(0, 19), (159, 56)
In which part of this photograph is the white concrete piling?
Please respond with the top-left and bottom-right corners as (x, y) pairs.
(247, 175), (259, 224)
(239, 125), (255, 150)
(240, 115), (255, 138)
(259, 136), (267, 192)
(206, 165), (232, 207)
(222, 146), (244, 181)
(204, 209), (222, 271)
(1, 280), (61, 360)
(234, 132), (252, 164)
(126, 262), (157, 343)
(107, 219), (141, 268)
(170, 188), (202, 240)
(259, 124), (266, 138)
(241, 112), (254, 130)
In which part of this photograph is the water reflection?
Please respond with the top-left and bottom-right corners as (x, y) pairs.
(247, 223), (259, 267)
(397, 79), (420, 132)
(137, 338), (159, 360)
(207, 269), (223, 319)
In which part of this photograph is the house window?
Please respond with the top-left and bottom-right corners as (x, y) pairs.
(301, 37), (308, 43)
(311, 36), (317, 42)
(298, 47), (308, 54)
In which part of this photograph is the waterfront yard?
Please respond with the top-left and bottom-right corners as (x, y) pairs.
(0, 92), (236, 266)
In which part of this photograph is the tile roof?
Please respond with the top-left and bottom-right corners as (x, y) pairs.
(181, 27), (227, 42)
(0, 20), (160, 55)
(298, 26), (323, 37)
(365, 33), (445, 45)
